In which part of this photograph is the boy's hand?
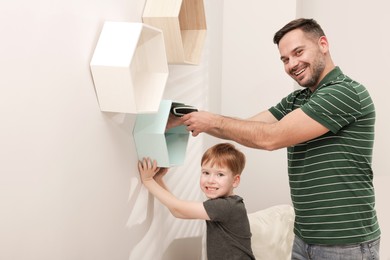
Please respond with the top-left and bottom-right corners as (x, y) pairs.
(138, 158), (160, 183)
(154, 167), (168, 182)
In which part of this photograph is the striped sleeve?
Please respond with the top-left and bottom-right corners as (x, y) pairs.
(301, 80), (362, 134)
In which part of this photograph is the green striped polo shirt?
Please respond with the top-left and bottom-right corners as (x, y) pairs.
(269, 66), (381, 244)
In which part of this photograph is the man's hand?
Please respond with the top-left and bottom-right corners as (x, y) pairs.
(181, 111), (220, 136)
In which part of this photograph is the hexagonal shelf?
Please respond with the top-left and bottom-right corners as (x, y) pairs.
(133, 100), (190, 167)
(90, 22), (169, 113)
(142, 0), (207, 65)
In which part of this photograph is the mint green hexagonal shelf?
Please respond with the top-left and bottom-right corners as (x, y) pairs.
(133, 100), (190, 167)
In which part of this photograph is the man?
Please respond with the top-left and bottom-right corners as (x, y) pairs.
(178, 18), (381, 259)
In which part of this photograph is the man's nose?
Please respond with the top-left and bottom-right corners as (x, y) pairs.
(288, 57), (299, 71)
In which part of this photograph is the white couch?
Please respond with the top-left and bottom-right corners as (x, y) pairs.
(248, 204), (295, 260)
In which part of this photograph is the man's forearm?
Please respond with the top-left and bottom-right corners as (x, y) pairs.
(211, 115), (275, 150)
(183, 111), (279, 150)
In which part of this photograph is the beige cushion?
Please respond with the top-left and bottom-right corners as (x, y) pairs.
(248, 204), (295, 260)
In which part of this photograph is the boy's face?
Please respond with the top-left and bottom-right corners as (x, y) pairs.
(200, 162), (240, 199)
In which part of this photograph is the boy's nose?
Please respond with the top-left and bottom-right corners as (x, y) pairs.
(207, 175), (216, 183)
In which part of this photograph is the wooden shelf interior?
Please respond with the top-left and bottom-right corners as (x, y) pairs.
(90, 22), (168, 113)
(142, 0), (207, 64)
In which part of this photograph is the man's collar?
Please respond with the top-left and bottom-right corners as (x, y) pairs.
(317, 66), (343, 89)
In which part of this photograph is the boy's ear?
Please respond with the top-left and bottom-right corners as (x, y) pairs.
(232, 174), (241, 188)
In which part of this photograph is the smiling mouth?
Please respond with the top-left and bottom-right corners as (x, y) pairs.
(206, 187), (218, 191)
(294, 67), (306, 76)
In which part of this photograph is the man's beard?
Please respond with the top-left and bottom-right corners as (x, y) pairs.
(299, 56), (325, 89)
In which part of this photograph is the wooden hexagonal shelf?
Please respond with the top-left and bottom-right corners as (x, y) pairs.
(142, 0), (207, 65)
(90, 22), (169, 113)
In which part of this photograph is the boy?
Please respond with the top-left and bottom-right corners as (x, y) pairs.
(138, 143), (255, 260)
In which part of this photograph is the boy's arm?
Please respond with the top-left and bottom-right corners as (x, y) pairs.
(138, 158), (210, 220)
(153, 168), (169, 191)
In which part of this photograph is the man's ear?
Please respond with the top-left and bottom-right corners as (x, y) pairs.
(318, 36), (329, 54)
(232, 174), (241, 188)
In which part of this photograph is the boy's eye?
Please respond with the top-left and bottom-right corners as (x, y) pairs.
(217, 173), (225, 177)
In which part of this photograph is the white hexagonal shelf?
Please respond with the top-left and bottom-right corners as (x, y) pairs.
(90, 22), (169, 113)
(142, 0), (207, 65)
(133, 100), (190, 167)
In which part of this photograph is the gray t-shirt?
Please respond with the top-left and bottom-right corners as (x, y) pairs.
(203, 195), (255, 260)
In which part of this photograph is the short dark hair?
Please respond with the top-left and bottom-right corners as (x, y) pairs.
(201, 143), (246, 175)
(273, 18), (326, 45)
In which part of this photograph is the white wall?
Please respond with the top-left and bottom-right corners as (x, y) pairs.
(219, 0), (390, 258)
(0, 0), (221, 259)
(219, 0), (297, 212)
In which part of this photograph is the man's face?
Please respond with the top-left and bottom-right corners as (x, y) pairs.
(278, 29), (326, 90)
